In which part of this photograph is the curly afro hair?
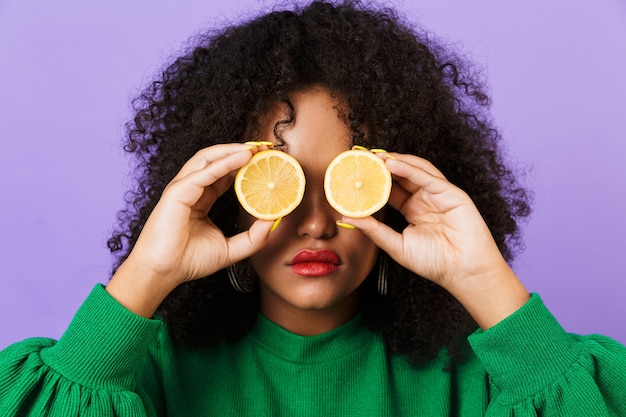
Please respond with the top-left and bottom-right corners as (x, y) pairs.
(107, 0), (531, 366)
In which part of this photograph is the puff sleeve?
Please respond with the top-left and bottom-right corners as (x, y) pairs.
(0, 285), (163, 416)
(469, 294), (626, 416)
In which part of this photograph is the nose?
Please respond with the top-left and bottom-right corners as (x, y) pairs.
(294, 178), (338, 239)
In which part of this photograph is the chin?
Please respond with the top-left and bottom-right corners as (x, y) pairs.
(285, 283), (359, 311)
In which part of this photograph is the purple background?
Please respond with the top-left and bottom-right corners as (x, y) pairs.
(1, 0), (625, 349)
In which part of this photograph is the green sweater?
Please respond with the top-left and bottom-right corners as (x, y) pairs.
(1, 285), (625, 416)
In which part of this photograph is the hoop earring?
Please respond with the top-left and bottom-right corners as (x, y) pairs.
(226, 260), (256, 293)
(377, 252), (388, 296)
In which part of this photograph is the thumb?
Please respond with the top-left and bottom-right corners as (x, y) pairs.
(226, 219), (274, 264)
(341, 216), (403, 261)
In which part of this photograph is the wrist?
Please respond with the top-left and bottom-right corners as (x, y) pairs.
(106, 259), (178, 318)
(447, 260), (530, 330)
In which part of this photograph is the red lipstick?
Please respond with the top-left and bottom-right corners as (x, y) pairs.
(289, 250), (341, 277)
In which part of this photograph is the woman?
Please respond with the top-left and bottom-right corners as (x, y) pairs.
(1, 1), (624, 415)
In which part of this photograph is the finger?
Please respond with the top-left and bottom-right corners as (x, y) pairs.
(191, 165), (242, 214)
(338, 216), (405, 264)
(212, 175), (236, 197)
(194, 141), (277, 203)
(172, 143), (255, 182)
(385, 157), (450, 196)
(226, 219), (274, 264)
(387, 180), (412, 212)
(165, 148), (253, 207)
(386, 153), (447, 179)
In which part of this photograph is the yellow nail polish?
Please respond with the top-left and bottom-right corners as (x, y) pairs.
(258, 141), (275, 147)
(369, 148), (396, 159)
(352, 145), (369, 151)
(270, 217), (282, 232)
(244, 141), (263, 146)
(336, 221), (356, 230)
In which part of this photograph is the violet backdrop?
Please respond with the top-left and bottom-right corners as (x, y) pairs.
(1, 0), (625, 349)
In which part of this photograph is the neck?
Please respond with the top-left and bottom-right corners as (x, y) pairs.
(259, 287), (360, 336)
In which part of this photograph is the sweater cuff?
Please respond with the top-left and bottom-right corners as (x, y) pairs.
(40, 284), (163, 391)
(468, 293), (582, 401)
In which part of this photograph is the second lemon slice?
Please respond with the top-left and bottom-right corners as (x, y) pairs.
(324, 149), (392, 218)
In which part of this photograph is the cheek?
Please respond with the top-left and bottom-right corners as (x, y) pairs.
(343, 234), (379, 272)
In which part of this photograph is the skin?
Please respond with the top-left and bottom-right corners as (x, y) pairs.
(239, 88), (379, 335)
(106, 85), (529, 333)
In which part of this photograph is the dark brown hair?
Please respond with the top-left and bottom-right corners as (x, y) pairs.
(108, 0), (531, 366)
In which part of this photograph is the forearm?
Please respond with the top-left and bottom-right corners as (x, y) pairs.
(447, 259), (530, 330)
(106, 259), (179, 318)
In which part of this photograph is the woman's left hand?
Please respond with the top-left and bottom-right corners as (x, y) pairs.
(344, 153), (529, 328)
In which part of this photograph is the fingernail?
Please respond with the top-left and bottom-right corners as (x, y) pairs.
(336, 221), (356, 230)
(258, 141), (275, 147)
(370, 148), (397, 159)
(245, 141), (263, 146)
(270, 217), (282, 232)
(352, 145), (369, 151)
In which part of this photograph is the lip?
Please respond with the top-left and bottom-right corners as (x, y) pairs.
(289, 250), (341, 277)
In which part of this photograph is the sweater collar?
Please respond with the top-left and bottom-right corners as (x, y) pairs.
(246, 313), (375, 364)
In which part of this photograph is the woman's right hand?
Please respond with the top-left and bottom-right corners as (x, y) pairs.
(106, 143), (274, 317)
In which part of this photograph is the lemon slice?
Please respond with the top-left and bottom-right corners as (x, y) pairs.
(234, 150), (306, 220)
(324, 149), (391, 218)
